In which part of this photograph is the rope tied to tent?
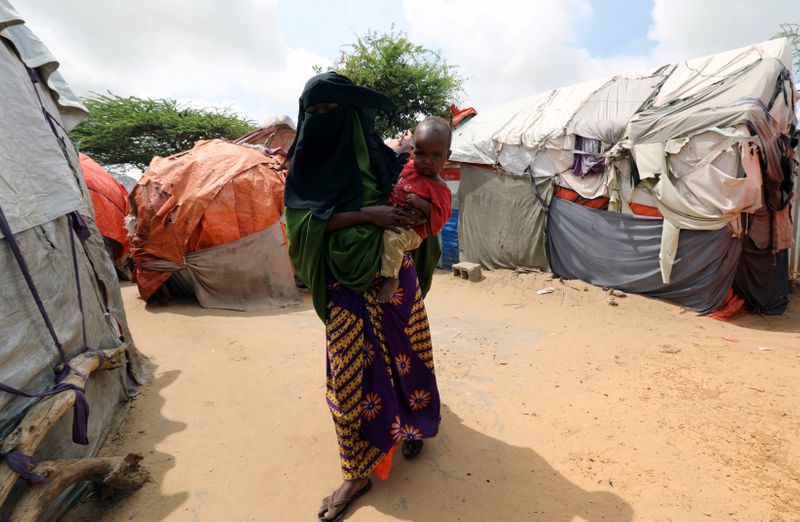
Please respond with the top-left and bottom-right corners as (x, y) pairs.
(0, 207), (92, 450)
(525, 165), (549, 215)
(0, 203), (72, 379)
(26, 67), (80, 178)
(0, 379), (90, 482)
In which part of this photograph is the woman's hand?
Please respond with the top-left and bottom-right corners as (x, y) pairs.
(362, 205), (415, 233)
(403, 205), (427, 226)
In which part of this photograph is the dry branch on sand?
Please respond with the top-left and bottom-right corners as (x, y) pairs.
(10, 454), (149, 522)
(0, 344), (135, 507)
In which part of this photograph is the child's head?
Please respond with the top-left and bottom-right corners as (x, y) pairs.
(412, 116), (452, 177)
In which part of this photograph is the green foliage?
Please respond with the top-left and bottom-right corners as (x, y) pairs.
(70, 94), (255, 169)
(324, 28), (464, 138)
(773, 23), (800, 79)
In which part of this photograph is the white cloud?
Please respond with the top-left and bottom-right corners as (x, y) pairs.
(14, 0), (799, 121)
(403, 0), (602, 108)
(15, 0), (329, 122)
(403, 0), (798, 111)
(649, 0), (798, 64)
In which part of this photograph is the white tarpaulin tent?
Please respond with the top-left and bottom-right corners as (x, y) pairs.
(452, 38), (797, 313)
(1, 1), (145, 518)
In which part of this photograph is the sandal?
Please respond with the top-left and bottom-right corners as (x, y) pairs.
(318, 479), (372, 522)
(402, 440), (424, 460)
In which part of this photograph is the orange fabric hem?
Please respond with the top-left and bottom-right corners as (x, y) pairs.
(709, 288), (748, 321)
(629, 202), (662, 218)
(553, 186), (609, 209)
(371, 445), (397, 480)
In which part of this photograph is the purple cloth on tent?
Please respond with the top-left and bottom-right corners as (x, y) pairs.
(570, 135), (605, 177)
(325, 253), (440, 480)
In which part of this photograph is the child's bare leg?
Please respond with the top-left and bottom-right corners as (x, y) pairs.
(377, 277), (400, 303)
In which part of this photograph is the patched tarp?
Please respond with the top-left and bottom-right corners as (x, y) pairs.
(1, 3), (142, 517)
(80, 153), (131, 259)
(0, 216), (134, 429)
(547, 197), (741, 313)
(0, 35), (84, 238)
(458, 165), (552, 270)
(130, 139), (290, 303)
(139, 223), (299, 311)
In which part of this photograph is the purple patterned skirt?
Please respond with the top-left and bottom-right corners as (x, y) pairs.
(325, 254), (440, 480)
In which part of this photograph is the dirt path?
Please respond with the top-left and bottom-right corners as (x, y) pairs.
(66, 272), (800, 521)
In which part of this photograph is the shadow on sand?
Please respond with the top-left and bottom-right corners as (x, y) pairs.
(727, 299), (799, 334)
(64, 371), (188, 521)
(142, 293), (314, 319)
(354, 404), (634, 521)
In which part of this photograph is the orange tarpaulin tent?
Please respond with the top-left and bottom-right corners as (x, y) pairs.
(79, 153), (131, 259)
(129, 139), (297, 310)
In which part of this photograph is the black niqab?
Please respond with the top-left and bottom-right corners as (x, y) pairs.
(285, 72), (404, 219)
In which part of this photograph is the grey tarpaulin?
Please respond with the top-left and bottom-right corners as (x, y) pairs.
(141, 223), (299, 311)
(547, 198), (741, 313)
(1, 3), (144, 517)
(458, 165), (552, 270)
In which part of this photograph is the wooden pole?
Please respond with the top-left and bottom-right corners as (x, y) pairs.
(0, 344), (129, 506)
(10, 453), (148, 522)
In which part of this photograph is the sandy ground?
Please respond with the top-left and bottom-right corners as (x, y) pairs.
(65, 271), (800, 521)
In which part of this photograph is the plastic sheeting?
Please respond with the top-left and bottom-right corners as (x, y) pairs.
(80, 153), (131, 259)
(1, 5), (141, 516)
(141, 223), (299, 311)
(235, 120), (296, 156)
(130, 139), (289, 302)
(0, 4), (88, 128)
(627, 60), (787, 146)
(0, 37), (84, 238)
(450, 37), (796, 303)
(547, 198), (741, 313)
(451, 39), (792, 169)
(458, 165), (552, 270)
(451, 73), (665, 166)
(0, 215), (133, 428)
(652, 39), (793, 108)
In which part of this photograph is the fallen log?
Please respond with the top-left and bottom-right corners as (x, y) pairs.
(10, 453), (149, 522)
(0, 344), (129, 506)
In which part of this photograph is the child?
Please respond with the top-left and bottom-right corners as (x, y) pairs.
(377, 116), (453, 303)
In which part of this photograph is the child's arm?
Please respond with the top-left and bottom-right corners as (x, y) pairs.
(406, 193), (431, 218)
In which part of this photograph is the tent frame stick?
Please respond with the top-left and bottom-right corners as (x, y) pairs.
(10, 453), (149, 522)
(0, 343), (130, 506)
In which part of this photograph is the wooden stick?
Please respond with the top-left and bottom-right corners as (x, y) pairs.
(0, 344), (129, 506)
(10, 453), (148, 522)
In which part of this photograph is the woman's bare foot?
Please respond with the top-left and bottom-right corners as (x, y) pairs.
(318, 477), (371, 520)
(377, 277), (399, 303)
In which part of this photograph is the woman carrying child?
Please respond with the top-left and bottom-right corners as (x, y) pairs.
(284, 72), (447, 522)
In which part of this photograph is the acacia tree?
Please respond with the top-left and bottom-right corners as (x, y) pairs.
(773, 23), (800, 80)
(323, 28), (464, 138)
(70, 94), (254, 169)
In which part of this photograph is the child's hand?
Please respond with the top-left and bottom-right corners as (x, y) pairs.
(405, 193), (431, 218)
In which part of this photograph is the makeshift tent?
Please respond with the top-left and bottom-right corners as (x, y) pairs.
(79, 153), (133, 279)
(129, 139), (298, 311)
(235, 115), (296, 156)
(0, 2), (145, 519)
(452, 38), (798, 314)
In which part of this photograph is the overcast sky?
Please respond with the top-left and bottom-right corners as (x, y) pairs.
(15, 0), (799, 125)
